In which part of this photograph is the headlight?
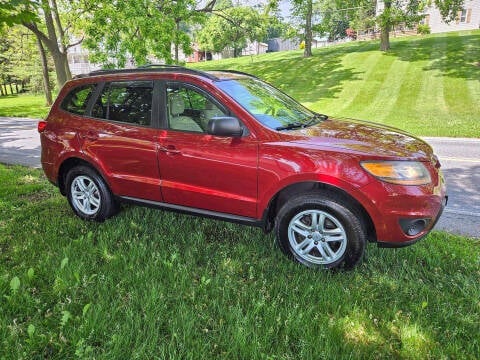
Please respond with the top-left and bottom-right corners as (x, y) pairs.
(361, 161), (431, 185)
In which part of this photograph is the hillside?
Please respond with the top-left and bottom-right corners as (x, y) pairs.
(191, 30), (480, 137)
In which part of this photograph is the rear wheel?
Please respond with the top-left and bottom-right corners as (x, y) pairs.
(275, 192), (366, 270)
(66, 165), (118, 221)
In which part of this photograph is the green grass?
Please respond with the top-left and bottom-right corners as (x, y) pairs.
(1, 164), (479, 359)
(191, 30), (480, 137)
(0, 94), (51, 119)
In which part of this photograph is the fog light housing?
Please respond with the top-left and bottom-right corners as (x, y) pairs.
(399, 218), (430, 236)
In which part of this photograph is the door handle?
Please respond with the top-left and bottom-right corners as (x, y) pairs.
(158, 145), (181, 155)
(80, 131), (98, 141)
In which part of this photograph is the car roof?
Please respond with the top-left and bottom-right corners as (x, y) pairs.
(73, 65), (255, 82)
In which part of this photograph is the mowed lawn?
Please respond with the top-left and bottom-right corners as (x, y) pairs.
(192, 30), (480, 137)
(0, 94), (51, 119)
(1, 165), (479, 358)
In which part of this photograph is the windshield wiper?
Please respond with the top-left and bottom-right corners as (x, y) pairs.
(304, 113), (328, 127)
(275, 114), (328, 131)
(275, 123), (305, 131)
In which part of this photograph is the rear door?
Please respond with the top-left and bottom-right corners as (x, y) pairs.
(77, 80), (163, 201)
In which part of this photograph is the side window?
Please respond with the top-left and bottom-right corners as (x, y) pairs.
(166, 83), (226, 133)
(92, 81), (153, 126)
(61, 84), (96, 115)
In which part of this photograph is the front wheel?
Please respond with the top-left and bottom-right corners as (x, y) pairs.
(65, 165), (118, 221)
(275, 192), (366, 270)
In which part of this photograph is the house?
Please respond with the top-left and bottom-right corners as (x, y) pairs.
(67, 43), (101, 75)
(376, 0), (480, 34)
(422, 0), (480, 33)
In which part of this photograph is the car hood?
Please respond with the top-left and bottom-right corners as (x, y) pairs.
(287, 117), (433, 160)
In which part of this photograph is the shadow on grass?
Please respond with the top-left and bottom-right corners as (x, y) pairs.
(385, 33), (480, 80)
(208, 42), (375, 103)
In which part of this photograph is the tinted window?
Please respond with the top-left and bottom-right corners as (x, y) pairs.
(61, 84), (96, 115)
(92, 81), (153, 126)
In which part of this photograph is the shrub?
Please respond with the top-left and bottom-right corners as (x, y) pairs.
(417, 24), (431, 35)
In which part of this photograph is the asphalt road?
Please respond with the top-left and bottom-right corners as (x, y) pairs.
(1, 117), (478, 238)
(423, 137), (480, 238)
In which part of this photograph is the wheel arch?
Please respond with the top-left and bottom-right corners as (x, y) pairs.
(57, 157), (109, 196)
(263, 181), (377, 243)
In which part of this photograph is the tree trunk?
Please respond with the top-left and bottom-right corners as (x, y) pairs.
(22, 0), (71, 88)
(36, 35), (53, 106)
(304, 0), (313, 57)
(380, 0), (391, 51)
(380, 26), (390, 51)
(174, 20), (180, 64)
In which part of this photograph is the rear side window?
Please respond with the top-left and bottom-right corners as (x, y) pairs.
(92, 81), (153, 126)
(61, 84), (96, 115)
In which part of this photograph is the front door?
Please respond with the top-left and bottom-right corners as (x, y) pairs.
(157, 82), (258, 218)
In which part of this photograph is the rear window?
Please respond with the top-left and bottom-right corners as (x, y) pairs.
(61, 84), (96, 115)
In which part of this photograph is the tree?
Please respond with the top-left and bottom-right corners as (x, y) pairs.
(196, 5), (267, 57)
(83, 0), (217, 66)
(376, 0), (465, 51)
(1, 0), (87, 88)
(376, 0), (417, 51)
(22, 0), (73, 87)
(0, 25), (53, 102)
(290, 0), (314, 57)
(314, 0), (373, 41)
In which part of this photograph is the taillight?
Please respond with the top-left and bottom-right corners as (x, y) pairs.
(38, 121), (47, 133)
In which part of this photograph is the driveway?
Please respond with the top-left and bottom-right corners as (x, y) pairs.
(0, 117), (41, 168)
(1, 116), (479, 238)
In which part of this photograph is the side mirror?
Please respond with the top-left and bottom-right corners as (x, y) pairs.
(207, 116), (244, 137)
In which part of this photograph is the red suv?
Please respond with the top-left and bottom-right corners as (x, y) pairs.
(38, 65), (447, 269)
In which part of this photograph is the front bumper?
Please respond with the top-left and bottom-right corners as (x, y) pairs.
(358, 168), (447, 246)
(377, 195), (448, 248)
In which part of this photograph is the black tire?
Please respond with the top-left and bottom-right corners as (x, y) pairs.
(275, 191), (366, 270)
(65, 165), (118, 221)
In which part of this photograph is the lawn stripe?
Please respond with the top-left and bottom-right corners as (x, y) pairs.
(359, 55), (409, 124)
(382, 39), (428, 132)
(414, 35), (448, 136)
(320, 51), (385, 116)
(441, 33), (476, 136)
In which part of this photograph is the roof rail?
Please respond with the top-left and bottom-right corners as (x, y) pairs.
(73, 64), (219, 80)
(211, 70), (258, 79)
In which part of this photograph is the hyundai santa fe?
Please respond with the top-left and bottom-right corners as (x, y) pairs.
(38, 65), (447, 270)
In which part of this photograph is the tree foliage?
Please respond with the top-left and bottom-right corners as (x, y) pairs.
(1, 0), (84, 87)
(0, 25), (52, 95)
(196, 5), (267, 57)
(83, 0), (214, 66)
(316, 0), (374, 40)
(0, 0), (37, 26)
(434, 0), (465, 22)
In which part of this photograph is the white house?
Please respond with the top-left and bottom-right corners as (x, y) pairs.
(422, 0), (480, 33)
(376, 0), (480, 33)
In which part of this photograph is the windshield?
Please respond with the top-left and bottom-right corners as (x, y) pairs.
(216, 77), (321, 130)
